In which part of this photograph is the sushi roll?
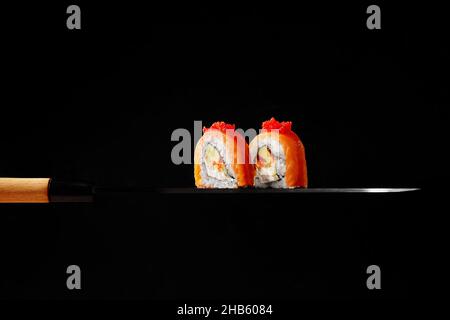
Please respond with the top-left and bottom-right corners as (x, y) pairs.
(194, 122), (254, 188)
(250, 117), (307, 188)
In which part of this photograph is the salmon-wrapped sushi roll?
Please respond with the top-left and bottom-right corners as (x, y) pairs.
(250, 118), (307, 188)
(194, 122), (254, 188)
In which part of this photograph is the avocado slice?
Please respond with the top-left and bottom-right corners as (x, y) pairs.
(257, 146), (280, 183)
(204, 144), (229, 181)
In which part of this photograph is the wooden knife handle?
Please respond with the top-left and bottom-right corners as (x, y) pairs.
(0, 178), (50, 203)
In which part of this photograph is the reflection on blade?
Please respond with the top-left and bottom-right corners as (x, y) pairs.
(158, 188), (420, 194)
(304, 188), (420, 193)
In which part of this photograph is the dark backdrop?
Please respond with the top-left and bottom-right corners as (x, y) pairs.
(0, 2), (447, 301)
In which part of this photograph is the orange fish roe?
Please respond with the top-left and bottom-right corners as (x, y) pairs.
(203, 121), (236, 133)
(261, 117), (300, 140)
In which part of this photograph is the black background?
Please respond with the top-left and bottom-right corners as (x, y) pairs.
(0, 1), (447, 302)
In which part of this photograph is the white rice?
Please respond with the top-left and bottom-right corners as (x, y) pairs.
(250, 134), (287, 188)
(198, 133), (238, 188)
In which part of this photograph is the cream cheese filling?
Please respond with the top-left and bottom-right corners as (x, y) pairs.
(256, 146), (281, 183)
(204, 144), (232, 181)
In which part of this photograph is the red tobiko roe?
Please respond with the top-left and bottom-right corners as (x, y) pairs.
(262, 117), (292, 134)
(262, 117), (300, 140)
(203, 121), (236, 133)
